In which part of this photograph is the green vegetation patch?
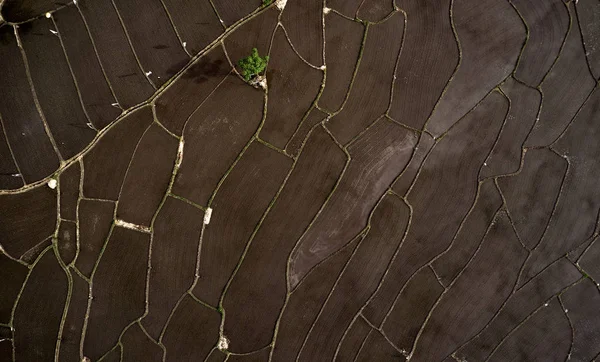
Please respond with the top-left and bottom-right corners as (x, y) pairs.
(238, 48), (269, 81)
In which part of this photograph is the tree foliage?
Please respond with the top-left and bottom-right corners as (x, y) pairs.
(238, 48), (269, 81)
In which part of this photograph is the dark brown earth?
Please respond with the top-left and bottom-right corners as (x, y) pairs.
(0, 0), (599, 361)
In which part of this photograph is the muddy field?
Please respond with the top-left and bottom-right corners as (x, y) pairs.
(0, 0), (599, 361)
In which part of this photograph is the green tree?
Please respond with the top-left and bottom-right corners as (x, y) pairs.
(238, 48), (269, 82)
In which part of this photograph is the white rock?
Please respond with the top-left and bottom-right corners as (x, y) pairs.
(204, 207), (213, 225)
(47, 178), (57, 189)
(45, 12), (51, 18)
(250, 75), (267, 90)
(258, 77), (267, 89)
(276, 0), (287, 10)
(217, 335), (229, 350)
(175, 139), (184, 168)
(115, 219), (151, 233)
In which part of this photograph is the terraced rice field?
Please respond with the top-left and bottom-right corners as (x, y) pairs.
(0, 0), (599, 360)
